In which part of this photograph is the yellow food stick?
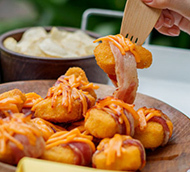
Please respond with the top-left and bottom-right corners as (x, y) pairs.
(16, 157), (122, 172)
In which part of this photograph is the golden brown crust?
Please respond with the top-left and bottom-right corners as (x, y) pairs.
(65, 67), (97, 99)
(85, 108), (118, 138)
(92, 135), (145, 171)
(41, 145), (76, 164)
(33, 67), (97, 123)
(93, 145), (142, 171)
(0, 113), (45, 165)
(0, 89), (26, 112)
(135, 45), (152, 69)
(94, 41), (152, 75)
(34, 96), (85, 123)
(134, 122), (164, 149)
(94, 41), (115, 75)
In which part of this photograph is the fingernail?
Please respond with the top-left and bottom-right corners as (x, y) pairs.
(168, 28), (180, 36)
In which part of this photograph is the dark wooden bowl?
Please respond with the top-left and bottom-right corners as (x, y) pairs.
(0, 26), (108, 84)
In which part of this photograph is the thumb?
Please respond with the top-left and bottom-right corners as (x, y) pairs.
(141, 0), (190, 20)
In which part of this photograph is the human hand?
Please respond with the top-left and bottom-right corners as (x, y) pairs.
(141, 0), (190, 36)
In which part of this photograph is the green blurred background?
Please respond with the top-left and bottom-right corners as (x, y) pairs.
(0, 0), (189, 49)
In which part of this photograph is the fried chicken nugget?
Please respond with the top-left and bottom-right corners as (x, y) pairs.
(85, 96), (139, 139)
(133, 107), (173, 149)
(21, 92), (43, 116)
(94, 35), (152, 76)
(0, 89), (26, 117)
(64, 67), (97, 99)
(0, 113), (45, 165)
(92, 134), (146, 171)
(31, 118), (66, 141)
(33, 67), (98, 123)
(41, 128), (95, 166)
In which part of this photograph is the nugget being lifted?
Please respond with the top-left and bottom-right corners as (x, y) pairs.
(94, 34), (152, 104)
(33, 67), (98, 123)
(92, 134), (146, 171)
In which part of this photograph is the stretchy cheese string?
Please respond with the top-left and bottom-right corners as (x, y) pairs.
(94, 34), (140, 63)
(0, 113), (42, 154)
(137, 107), (173, 136)
(45, 128), (95, 152)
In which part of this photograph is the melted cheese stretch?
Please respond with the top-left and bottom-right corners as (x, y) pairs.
(86, 96), (138, 135)
(137, 107), (173, 135)
(44, 74), (98, 116)
(94, 34), (140, 63)
(0, 113), (42, 154)
(45, 128), (95, 152)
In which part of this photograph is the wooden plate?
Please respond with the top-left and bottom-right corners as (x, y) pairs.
(0, 80), (189, 172)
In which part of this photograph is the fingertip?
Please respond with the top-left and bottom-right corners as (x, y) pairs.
(155, 25), (180, 36)
(168, 27), (180, 36)
(155, 15), (164, 29)
(162, 10), (175, 27)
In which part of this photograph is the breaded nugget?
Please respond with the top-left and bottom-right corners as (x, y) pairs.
(41, 128), (95, 166)
(134, 121), (165, 149)
(85, 108), (118, 138)
(32, 94), (85, 123)
(85, 96), (139, 139)
(33, 67), (97, 123)
(134, 107), (173, 149)
(58, 67), (97, 99)
(92, 134), (146, 171)
(0, 113), (45, 165)
(94, 41), (116, 75)
(21, 92), (43, 116)
(0, 89), (26, 117)
(94, 36), (152, 75)
(31, 117), (66, 141)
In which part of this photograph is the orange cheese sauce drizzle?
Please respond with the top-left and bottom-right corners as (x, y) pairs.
(94, 34), (140, 63)
(43, 74), (98, 116)
(137, 107), (173, 136)
(0, 113), (42, 154)
(86, 97), (138, 135)
(97, 134), (143, 166)
(45, 128), (95, 152)
(31, 118), (65, 141)
(0, 96), (24, 113)
(23, 92), (43, 108)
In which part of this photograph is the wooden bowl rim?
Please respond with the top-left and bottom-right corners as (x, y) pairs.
(0, 26), (100, 61)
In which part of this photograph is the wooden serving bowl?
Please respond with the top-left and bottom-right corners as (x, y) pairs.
(0, 26), (108, 84)
(0, 81), (189, 172)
